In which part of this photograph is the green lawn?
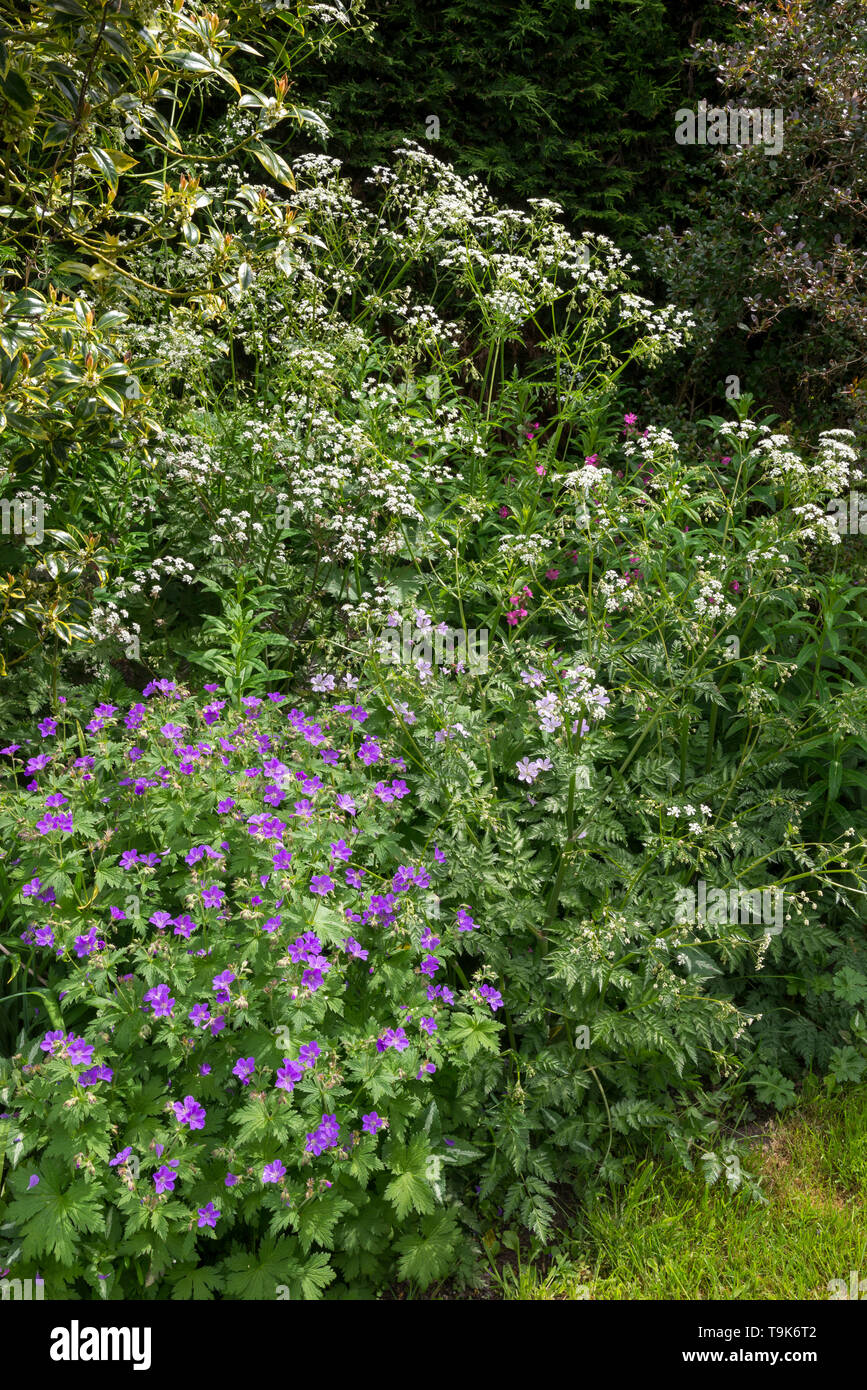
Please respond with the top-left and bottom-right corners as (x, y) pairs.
(490, 1086), (867, 1300)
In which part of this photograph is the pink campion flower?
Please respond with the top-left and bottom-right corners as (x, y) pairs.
(535, 465), (546, 476)
(498, 505), (510, 518)
(730, 581), (740, 592)
(623, 413), (638, 426)
(545, 569), (559, 580)
(720, 456), (731, 464)
(585, 454), (599, 466)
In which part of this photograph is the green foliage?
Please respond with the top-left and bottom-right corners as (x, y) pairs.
(644, 0), (867, 434)
(288, 0), (733, 246)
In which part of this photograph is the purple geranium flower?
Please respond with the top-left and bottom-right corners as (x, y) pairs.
(153, 1165), (177, 1194)
(232, 1057), (255, 1086)
(144, 983), (175, 1018)
(173, 1095), (207, 1130)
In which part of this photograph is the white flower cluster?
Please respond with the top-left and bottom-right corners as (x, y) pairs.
(118, 556), (196, 601)
(622, 424), (680, 470)
(209, 508), (266, 550)
(792, 502), (841, 546)
(87, 600), (141, 650)
(564, 462), (612, 496)
(598, 569), (639, 614)
(497, 533), (550, 566)
(151, 431), (223, 484)
(752, 427), (860, 498)
(666, 802), (713, 836)
(693, 570), (736, 622)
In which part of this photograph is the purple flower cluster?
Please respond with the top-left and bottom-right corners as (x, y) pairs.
(275, 1040), (320, 1092)
(376, 1027), (409, 1053)
(39, 1030), (95, 1068)
(173, 1095), (207, 1129)
(305, 1113), (340, 1156)
(13, 684), (501, 1233)
(144, 984), (175, 1018)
